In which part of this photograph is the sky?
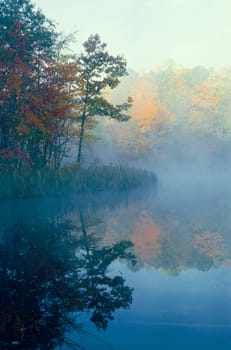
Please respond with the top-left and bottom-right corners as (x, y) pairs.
(33, 0), (231, 71)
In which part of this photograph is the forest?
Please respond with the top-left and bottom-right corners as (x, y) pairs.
(1, 0), (230, 198)
(0, 0), (155, 198)
(93, 63), (231, 169)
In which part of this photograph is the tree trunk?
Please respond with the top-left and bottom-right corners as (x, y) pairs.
(77, 112), (86, 164)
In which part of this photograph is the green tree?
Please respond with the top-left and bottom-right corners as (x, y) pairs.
(75, 34), (132, 164)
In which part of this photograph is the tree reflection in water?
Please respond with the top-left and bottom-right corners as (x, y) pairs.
(0, 206), (135, 349)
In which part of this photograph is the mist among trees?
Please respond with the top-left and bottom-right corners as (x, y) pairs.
(91, 62), (231, 170)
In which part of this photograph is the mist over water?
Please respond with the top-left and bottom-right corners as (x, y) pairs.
(1, 161), (231, 349)
(88, 119), (231, 196)
(2, 0), (231, 348)
(64, 106), (231, 349)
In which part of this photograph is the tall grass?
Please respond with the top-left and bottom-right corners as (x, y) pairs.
(0, 164), (157, 199)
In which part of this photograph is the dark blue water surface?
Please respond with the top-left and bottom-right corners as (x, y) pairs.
(1, 176), (231, 349)
(63, 264), (231, 350)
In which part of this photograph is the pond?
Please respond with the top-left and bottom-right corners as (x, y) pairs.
(0, 174), (231, 349)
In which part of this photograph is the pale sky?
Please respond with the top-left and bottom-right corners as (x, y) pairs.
(33, 0), (231, 71)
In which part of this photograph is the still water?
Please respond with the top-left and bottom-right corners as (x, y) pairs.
(0, 176), (231, 349)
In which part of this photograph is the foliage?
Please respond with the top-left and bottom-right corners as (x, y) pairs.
(97, 63), (231, 164)
(0, 1), (132, 177)
(75, 34), (132, 163)
(0, 0), (74, 170)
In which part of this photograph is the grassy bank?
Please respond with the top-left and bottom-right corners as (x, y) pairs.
(0, 164), (157, 199)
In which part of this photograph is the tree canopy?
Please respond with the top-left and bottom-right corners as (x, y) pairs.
(75, 34), (132, 163)
(0, 0), (131, 172)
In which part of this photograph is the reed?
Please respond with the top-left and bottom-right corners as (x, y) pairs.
(0, 164), (157, 199)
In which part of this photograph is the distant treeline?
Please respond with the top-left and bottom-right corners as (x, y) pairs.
(94, 63), (231, 165)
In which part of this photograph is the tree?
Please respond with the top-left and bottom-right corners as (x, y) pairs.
(0, 0), (77, 171)
(0, 0), (56, 144)
(0, 2), (132, 172)
(75, 34), (132, 164)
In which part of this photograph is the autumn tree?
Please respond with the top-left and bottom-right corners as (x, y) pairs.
(0, 0), (53, 156)
(0, 0), (77, 171)
(75, 34), (132, 164)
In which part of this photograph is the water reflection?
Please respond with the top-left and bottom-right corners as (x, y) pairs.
(98, 189), (231, 274)
(0, 201), (135, 349)
(0, 185), (230, 349)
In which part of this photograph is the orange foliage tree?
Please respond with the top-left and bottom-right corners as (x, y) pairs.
(0, 0), (78, 171)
